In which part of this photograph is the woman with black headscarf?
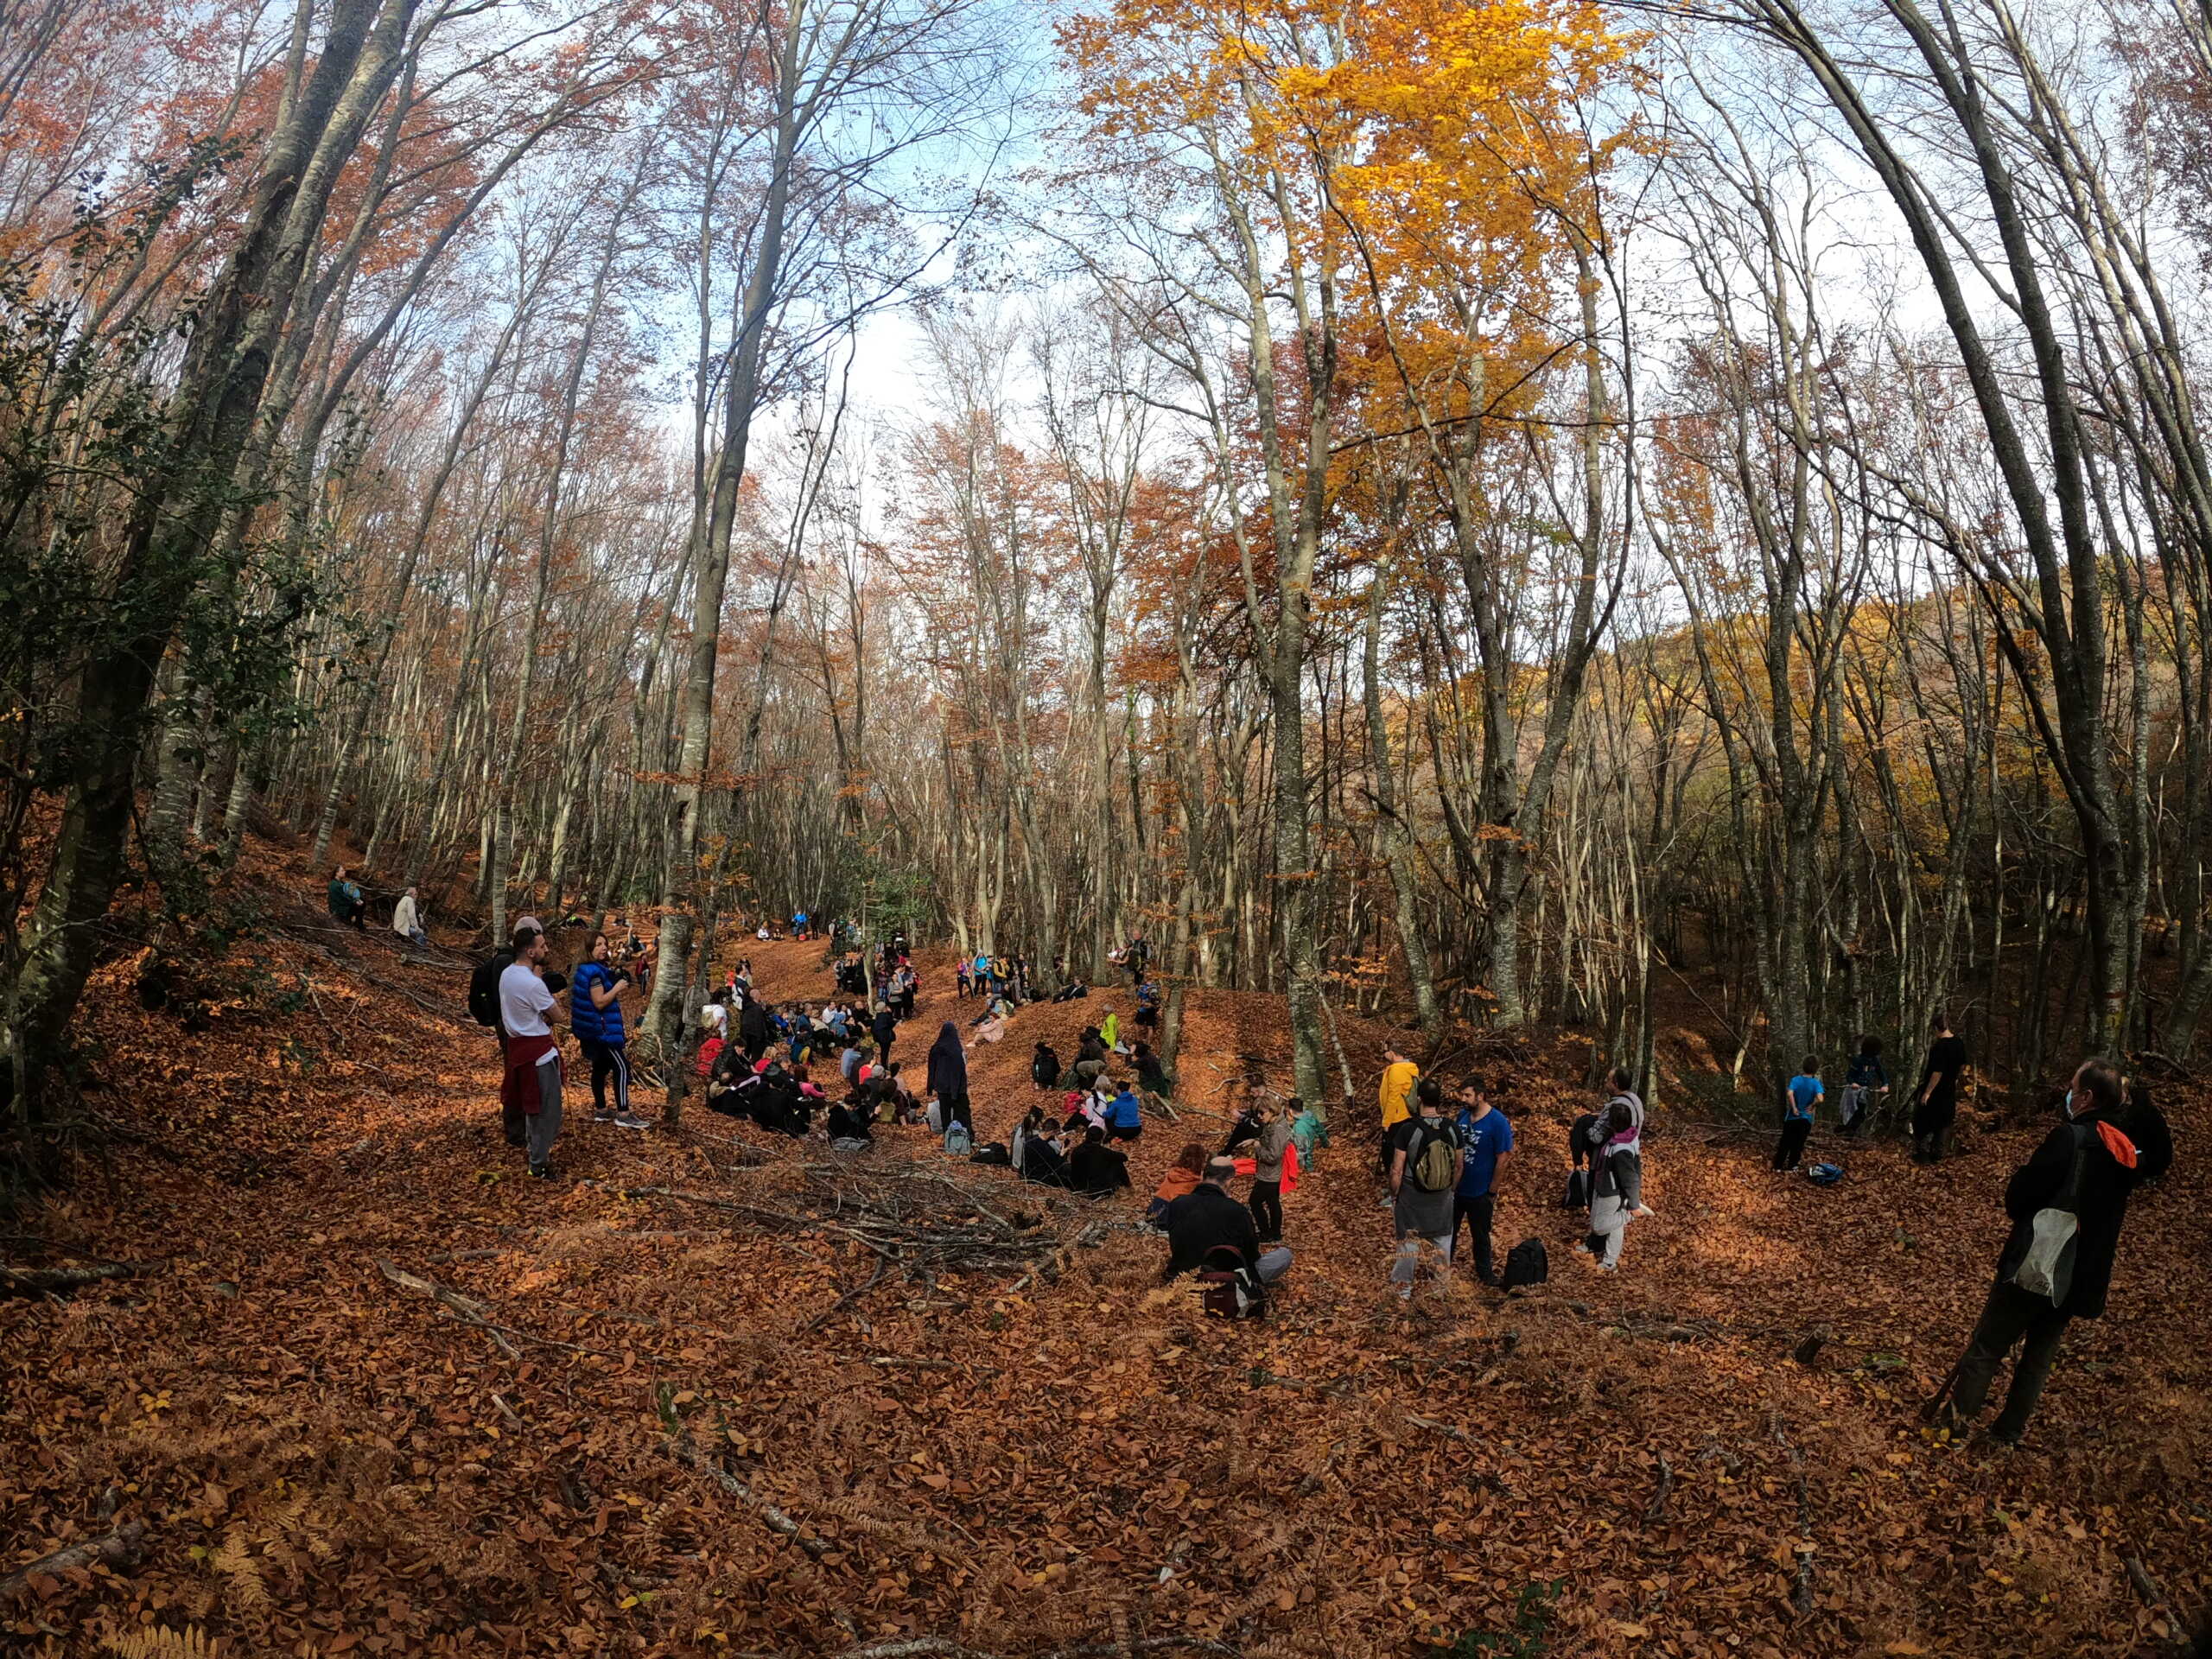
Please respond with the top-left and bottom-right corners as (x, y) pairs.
(737, 988), (772, 1063)
(926, 1020), (971, 1135)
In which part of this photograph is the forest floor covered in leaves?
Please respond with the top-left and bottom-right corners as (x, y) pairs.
(4, 842), (2209, 1659)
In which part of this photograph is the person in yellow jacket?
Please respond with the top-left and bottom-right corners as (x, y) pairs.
(1378, 1047), (1419, 1181)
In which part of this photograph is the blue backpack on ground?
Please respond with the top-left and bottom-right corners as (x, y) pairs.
(1806, 1162), (1844, 1186)
(944, 1121), (973, 1157)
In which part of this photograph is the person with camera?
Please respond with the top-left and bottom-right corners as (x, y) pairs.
(571, 932), (646, 1130)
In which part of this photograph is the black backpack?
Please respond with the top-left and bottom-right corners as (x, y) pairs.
(1502, 1236), (1549, 1288)
(969, 1141), (1012, 1166)
(468, 950), (514, 1028)
(1560, 1167), (1589, 1210)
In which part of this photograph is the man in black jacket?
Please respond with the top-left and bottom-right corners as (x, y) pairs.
(1161, 1159), (1293, 1283)
(1938, 1059), (2171, 1445)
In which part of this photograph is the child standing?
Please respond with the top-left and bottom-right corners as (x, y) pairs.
(1776, 1056), (1821, 1172)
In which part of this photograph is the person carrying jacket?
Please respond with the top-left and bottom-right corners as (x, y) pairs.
(1577, 1099), (1653, 1270)
(1936, 1059), (2171, 1446)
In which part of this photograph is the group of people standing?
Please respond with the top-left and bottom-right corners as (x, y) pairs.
(1769, 1014), (1972, 1173)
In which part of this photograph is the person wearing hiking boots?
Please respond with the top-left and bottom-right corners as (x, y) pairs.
(571, 932), (645, 1131)
(1933, 1058), (2171, 1446)
(498, 921), (568, 1179)
(1452, 1076), (1514, 1285)
(1911, 1013), (1970, 1163)
(1388, 1079), (1464, 1300)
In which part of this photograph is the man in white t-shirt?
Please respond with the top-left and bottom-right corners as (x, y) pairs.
(498, 923), (567, 1177)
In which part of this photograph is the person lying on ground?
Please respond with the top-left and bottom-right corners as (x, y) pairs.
(1068, 1125), (1132, 1196)
(1161, 1158), (1292, 1284)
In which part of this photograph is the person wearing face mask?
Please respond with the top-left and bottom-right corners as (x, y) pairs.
(1929, 1058), (2171, 1446)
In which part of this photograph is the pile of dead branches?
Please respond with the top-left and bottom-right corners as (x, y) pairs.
(626, 1154), (1107, 1282)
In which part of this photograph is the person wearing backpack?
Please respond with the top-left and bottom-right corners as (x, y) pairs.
(1577, 1099), (1654, 1270)
(570, 933), (645, 1130)
(1388, 1079), (1464, 1300)
(1934, 1058), (2171, 1445)
(497, 922), (569, 1179)
(469, 914), (543, 1147)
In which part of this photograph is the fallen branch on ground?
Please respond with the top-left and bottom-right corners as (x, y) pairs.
(0, 1521), (148, 1600)
(666, 1432), (829, 1559)
(0, 1262), (152, 1299)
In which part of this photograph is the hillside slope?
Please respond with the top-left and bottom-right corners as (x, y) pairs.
(3, 841), (2207, 1658)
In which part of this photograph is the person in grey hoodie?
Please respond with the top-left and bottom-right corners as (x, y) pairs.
(1230, 1101), (1295, 1242)
(1578, 1100), (1654, 1270)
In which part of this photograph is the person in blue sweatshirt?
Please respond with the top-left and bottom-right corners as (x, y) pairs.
(1451, 1076), (1514, 1285)
(571, 934), (645, 1129)
(1776, 1057), (1821, 1173)
(1105, 1081), (1144, 1142)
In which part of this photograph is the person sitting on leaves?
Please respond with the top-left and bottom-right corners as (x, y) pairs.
(1032, 1041), (1062, 1090)
(1067, 1124), (1133, 1196)
(1022, 1118), (1071, 1186)
(1147, 1141), (1209, 1226)
(825, 1096), (874, 1148)
(1161, 1158), (1292, 1285)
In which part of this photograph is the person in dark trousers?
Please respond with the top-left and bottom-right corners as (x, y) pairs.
(1237, 1102), (1294, 1243)
(871, 1002), (900, 1068)
(1775, 1057), (1821, 1173)
(1031, 1041), (1062, 1090)
(737, 990), (772, 1065)
(925, 1020), (971, 1133)
(1452, 1076), (1514, 1284)
(497, 922), (567, 1179)
(1068, 1125), (1132, 1195)
(1840, 1035), (1890, 1135)
(1935, 1058), (2171, 1445)
(570, 933), (645, 1129)
(468, 912), (544, 1147)
(1161, 1158), (1292, 1282)
(1912, 1013), (1969, 1162)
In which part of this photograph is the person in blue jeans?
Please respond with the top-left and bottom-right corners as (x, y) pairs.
(1776, 1057), (1821, 1172)
(1451, 1076), (1514, 1284)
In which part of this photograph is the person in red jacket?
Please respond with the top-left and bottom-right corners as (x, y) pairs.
(1935, 1058), (2171, 1445)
